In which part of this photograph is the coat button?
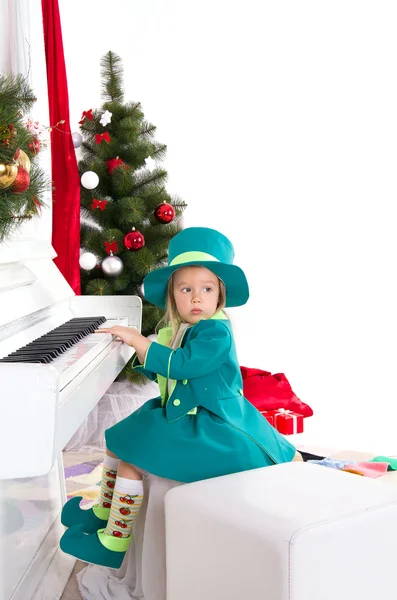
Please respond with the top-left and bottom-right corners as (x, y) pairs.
(173, 399), (181, 406)
(239, 388), (244, 395)
(182, 379), (188, 385)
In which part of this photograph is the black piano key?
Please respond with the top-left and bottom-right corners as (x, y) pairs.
(24, 343), (68, 352)
(10, 349), (61, 359)
(29, 339), (75, 349)
(69, 316), (106, 324)
(36, 334), (83, 343)
(0, 357), (43, 364)
(40, 330), (86, 338)
(24, 344), (67, 353)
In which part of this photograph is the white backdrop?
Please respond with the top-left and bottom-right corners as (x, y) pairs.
(59, 1), (397, 452)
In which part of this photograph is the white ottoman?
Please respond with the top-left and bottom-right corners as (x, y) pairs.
(165, 462), (397, 600)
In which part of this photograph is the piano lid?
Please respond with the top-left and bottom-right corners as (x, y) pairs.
(0, 242), (75, 330)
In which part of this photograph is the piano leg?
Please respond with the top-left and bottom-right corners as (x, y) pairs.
(0, 455), (75, 600)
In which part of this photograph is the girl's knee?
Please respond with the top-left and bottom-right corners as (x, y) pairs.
(106, 449), (119, 459)
(118, 460), (142, 480)
(292, 451), (303, 462)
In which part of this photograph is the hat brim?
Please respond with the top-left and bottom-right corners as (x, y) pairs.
(143, 261), (249, 309)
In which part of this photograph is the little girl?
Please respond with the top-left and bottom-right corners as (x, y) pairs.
(60, 226), (298, 576)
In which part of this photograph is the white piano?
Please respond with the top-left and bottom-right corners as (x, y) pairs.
(0, 239), (142, 599)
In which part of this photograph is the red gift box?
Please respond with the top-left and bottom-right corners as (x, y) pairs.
(271, 409), (304, 435)
(260, 411), (274, 426)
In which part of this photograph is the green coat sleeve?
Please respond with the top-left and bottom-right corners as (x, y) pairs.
(131, 353), (158, 382)
(143, 320), (231, 381)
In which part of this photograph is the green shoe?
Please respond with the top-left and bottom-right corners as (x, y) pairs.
(61, 497), (109, 533)
(60, 523), (131, 569)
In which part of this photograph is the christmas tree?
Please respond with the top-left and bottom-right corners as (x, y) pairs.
(0, 74), (47, 242)
(78, 51), (186, 379)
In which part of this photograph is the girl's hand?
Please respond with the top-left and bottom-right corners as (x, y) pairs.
(96, 326), (151, 363)
(95, 326), (138, 347)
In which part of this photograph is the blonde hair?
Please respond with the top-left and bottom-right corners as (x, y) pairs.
(156, 271), (227, 346)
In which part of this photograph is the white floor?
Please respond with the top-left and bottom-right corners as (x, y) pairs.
(60, 561), (85, 600)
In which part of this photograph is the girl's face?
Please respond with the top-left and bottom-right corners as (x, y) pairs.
(172, 266), (220, 324)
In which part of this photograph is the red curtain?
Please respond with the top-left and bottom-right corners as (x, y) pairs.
(41, 0), (81, 294)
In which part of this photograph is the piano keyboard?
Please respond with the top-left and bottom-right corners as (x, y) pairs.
(0, 316), (107, 364)
(0, 315), (131, 392)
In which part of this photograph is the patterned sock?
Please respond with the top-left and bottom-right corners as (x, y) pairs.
(104, 476), (144, 539)
(98, 454), (120, 509)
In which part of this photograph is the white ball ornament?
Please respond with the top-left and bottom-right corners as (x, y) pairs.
(72, 132), (83, 148)
(79, 252), (97, 270)
(101, 254), (124, 277)
(81, 171), (99, 190)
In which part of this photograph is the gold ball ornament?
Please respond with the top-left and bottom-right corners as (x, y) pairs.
(0, 163), (18, 189)
(14, 149), (31, 173)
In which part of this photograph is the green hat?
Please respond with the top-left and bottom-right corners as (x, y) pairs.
(143, 227), (249, 309)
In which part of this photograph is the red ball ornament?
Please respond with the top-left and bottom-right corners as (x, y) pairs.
(124, 229), (145, 251)
(28, 136), (40, 156)
(12, 166), (30, 193)
(154, 202), (175, 224)
(107, 157), (125, 174)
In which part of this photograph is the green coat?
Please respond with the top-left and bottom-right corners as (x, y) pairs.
(105, 316), (296, 483)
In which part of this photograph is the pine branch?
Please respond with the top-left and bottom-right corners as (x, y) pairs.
(123, 246), (157, 277)
(125, 102), (143, 119)
(100, 51), (124, 103)
(111, 165), (136, 197)
(120, 140), (153, 168)
(150, 142), (167, 162)
(132, 168), (168, 193)
(141, 302), (165, 333)
(121, 362), (148, 384)
(114, 196), (147, 227)
(80, 206), (104, 231)
(0, 73), (36, 111)
(118, 116), (141, 137)
(139, 121), (156, 139)
(86, 279), (114, 295)
(112, 269), (130, 291)
(80, 141), (100, 161)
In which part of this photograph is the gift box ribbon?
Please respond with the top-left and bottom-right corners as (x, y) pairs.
(273, 408), (300, 433)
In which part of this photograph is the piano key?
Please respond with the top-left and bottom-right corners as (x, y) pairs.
(18, 343), (67, 352)
(9, 349), (61, 359)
